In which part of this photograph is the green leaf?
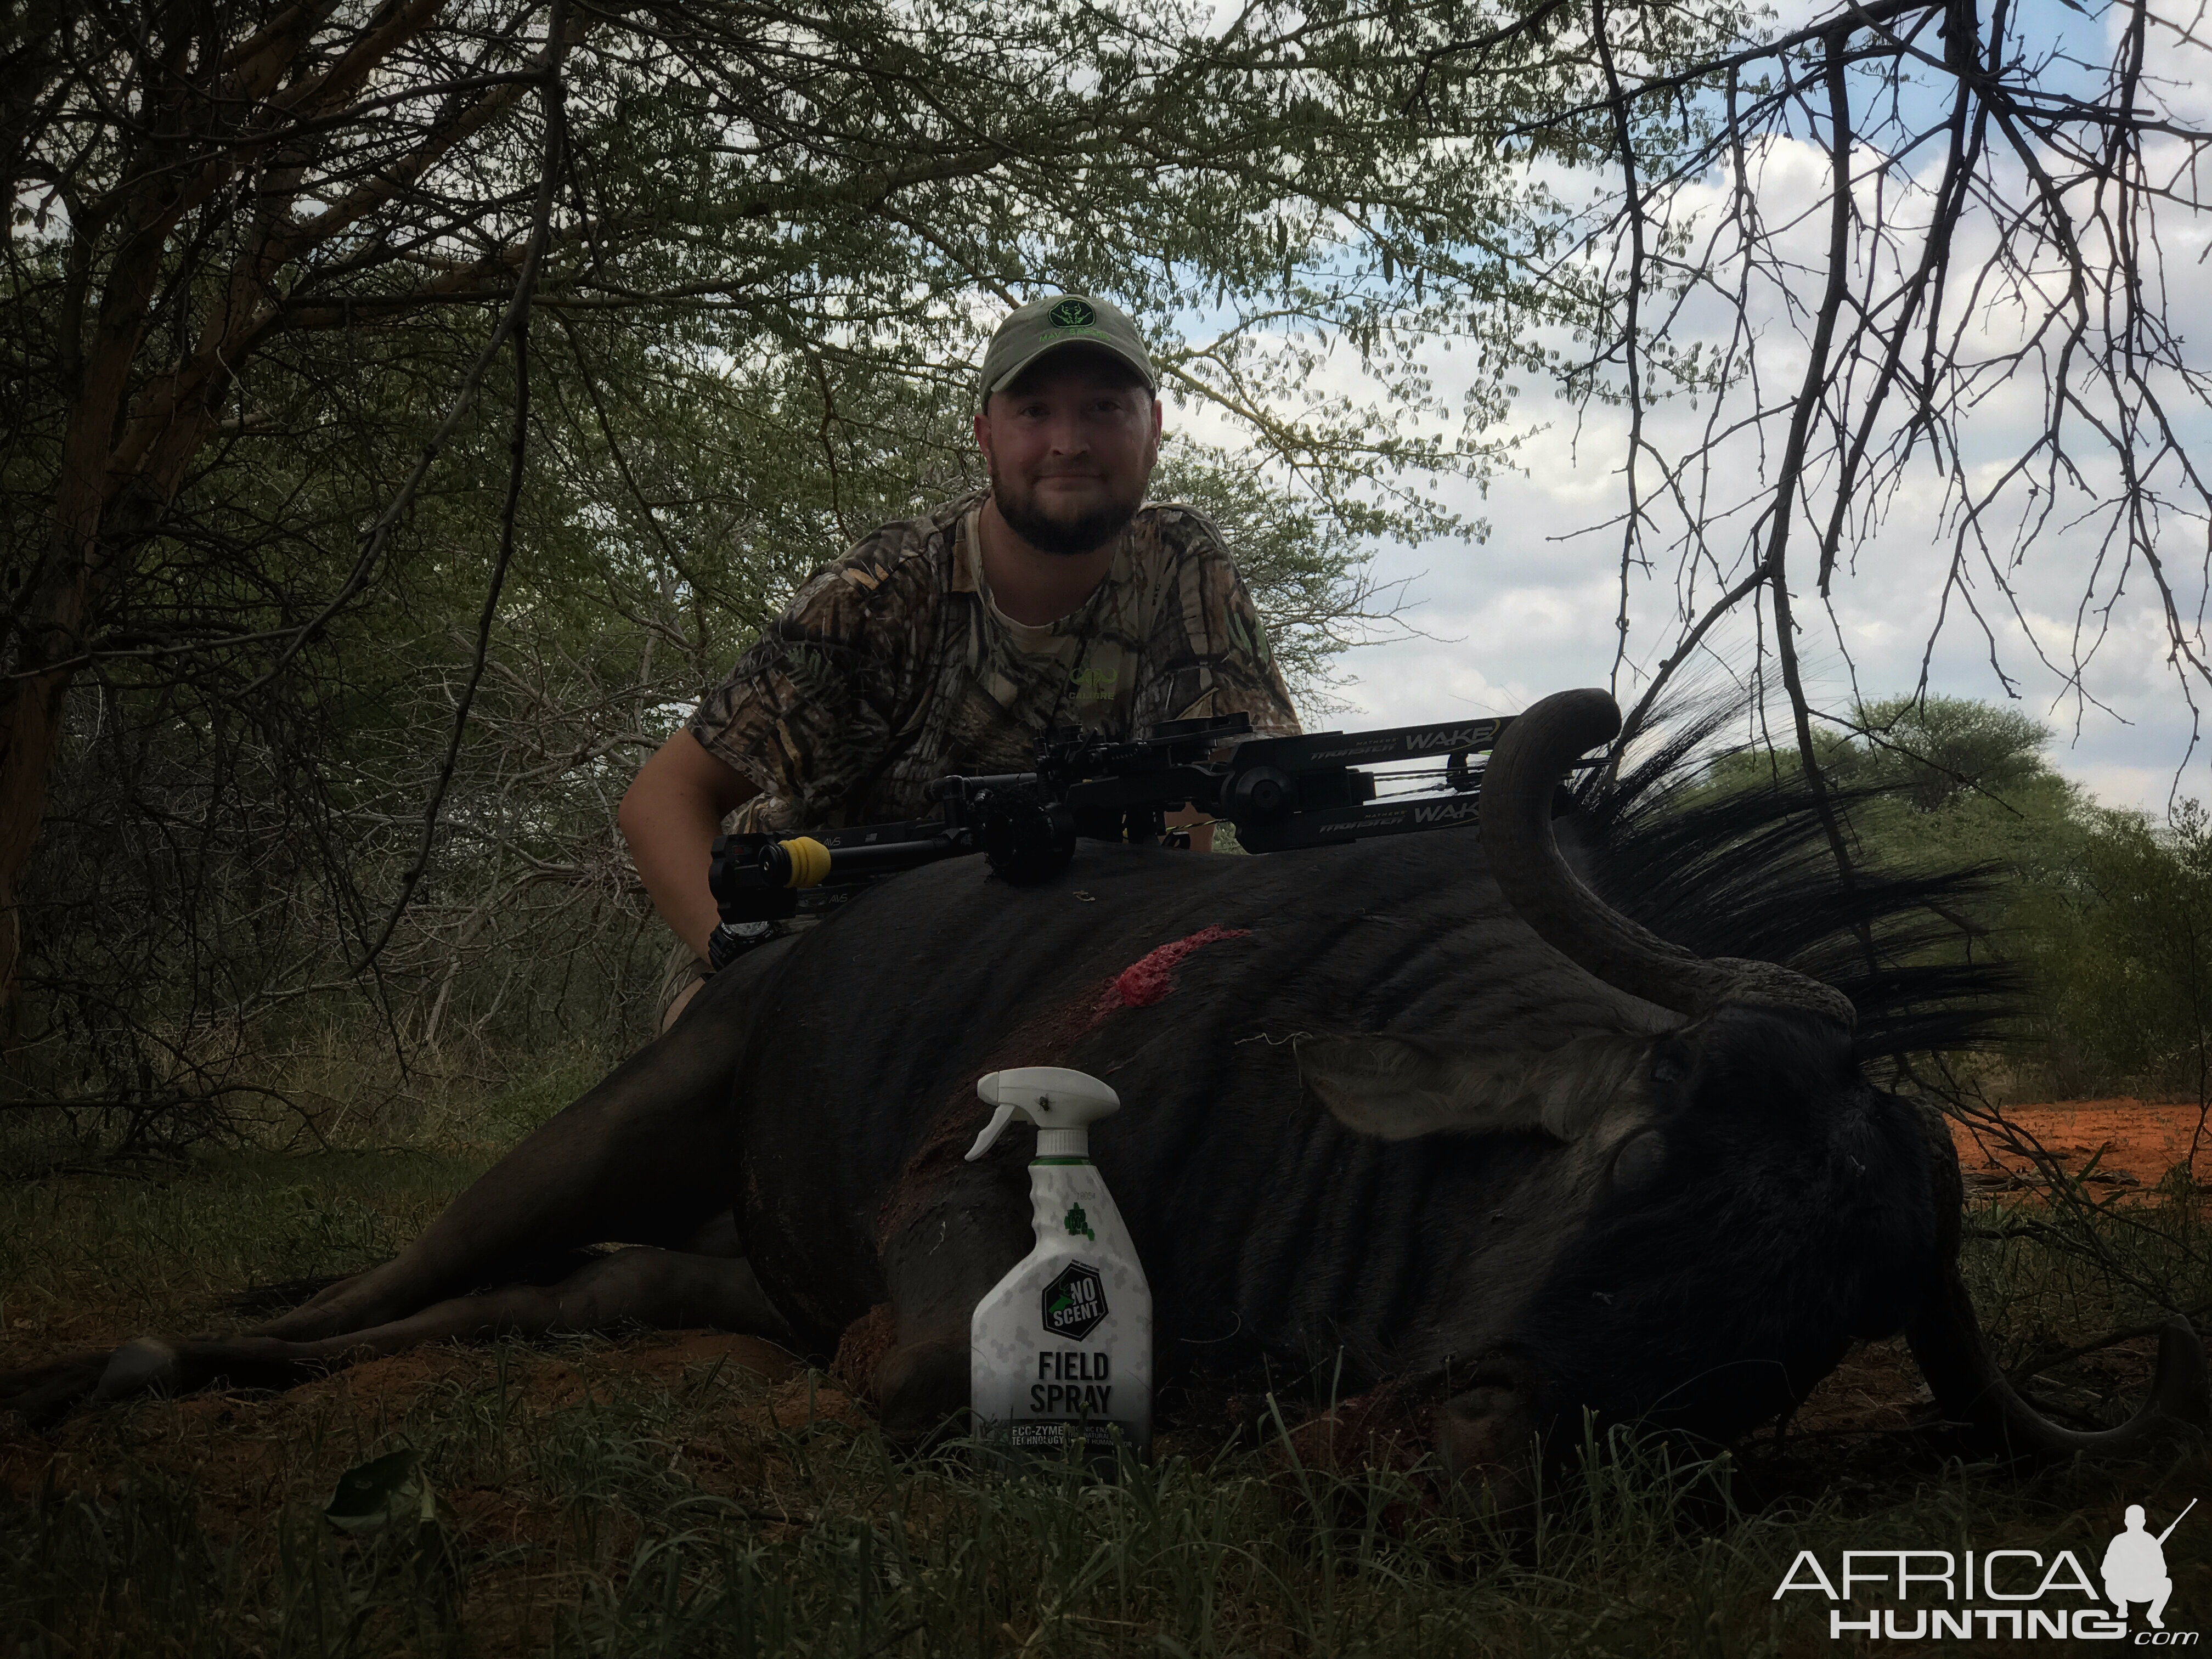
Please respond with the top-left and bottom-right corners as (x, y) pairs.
(324, 1448), (432, 1535)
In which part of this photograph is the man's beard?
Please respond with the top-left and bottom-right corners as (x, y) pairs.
(990, 469), (1142, 556)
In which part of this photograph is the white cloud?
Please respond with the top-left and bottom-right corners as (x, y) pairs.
(1147, 2), (2212, 819)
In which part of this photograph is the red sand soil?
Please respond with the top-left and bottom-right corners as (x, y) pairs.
(1950, 1098), (2212, 1195)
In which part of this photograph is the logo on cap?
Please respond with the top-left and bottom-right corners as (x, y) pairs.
(1048, 298), (1096, 329)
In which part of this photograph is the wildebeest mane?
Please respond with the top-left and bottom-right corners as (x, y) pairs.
(1558, 700), (2018, 1072)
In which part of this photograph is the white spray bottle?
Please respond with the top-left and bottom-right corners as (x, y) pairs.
(966, 1066), (1153, 1461)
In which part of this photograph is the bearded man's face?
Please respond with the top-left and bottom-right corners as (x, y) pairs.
(975, 350), (1161, 556)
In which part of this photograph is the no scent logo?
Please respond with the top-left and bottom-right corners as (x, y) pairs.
(1774, 1498), (2197, 1643)
(1042, 1262), (1106, 1340)
(1048, 298), (1097, 329)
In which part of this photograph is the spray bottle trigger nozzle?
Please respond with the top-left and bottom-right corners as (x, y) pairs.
(964, 1068), (1121, 1161)
(966, 1103), (1023, 1161)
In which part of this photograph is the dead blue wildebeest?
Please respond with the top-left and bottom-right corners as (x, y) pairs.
(5, 690), (2205, 1472)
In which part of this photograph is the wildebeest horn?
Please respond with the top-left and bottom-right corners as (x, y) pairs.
(1904, 1110), (2210, 1455)
(1908, 1265), (2209, 1457)
(1480, 688), (1857, 1026)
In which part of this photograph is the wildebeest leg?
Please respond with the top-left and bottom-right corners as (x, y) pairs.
(253, 967), (762, 1344)
(75, 1249), (794, 1406)
(1, 965), (787, 1420)
(871, 1152), (1032, 1444)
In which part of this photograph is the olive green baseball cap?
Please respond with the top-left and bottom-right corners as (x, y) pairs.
(976, 294), (1157, 409)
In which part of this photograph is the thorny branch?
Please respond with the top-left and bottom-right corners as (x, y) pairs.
(1583, 0), (2212, 909)
(1763, 32), (1863, 918)
(352, 0), (573, 979)
(1592, 0), (1652, 695)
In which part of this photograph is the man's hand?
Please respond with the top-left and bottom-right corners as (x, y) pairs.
(619, 731), (760, 961)
(1165, 804), (1214, 853)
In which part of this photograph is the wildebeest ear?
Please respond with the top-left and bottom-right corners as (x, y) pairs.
(1296, 1032), (1652, 1142)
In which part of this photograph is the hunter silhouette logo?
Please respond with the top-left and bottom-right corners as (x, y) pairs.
(1048, 298), (1096, 329)
(1772, 1497), (2200, 1641)
(2106, 1500), (2193, 1631)
(1042, 1261), (1106, 1340)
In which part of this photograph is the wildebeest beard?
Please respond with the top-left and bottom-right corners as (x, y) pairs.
(990, 470), (1142, 556)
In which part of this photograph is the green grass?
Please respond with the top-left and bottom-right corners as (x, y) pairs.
(4, 1127), (2212, 1656)
(0, 1151), (482, 1354)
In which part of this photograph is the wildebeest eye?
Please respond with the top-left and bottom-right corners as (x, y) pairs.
(1611, 1130), (1667, 1194)
(1651, 1056), (1685, 1085)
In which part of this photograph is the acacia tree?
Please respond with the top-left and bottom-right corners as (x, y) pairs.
(1, 0), (1663, 1126)
(11, 0), (2192, 1135)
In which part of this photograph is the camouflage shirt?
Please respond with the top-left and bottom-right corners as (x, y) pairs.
(689, 492), (1302, 834)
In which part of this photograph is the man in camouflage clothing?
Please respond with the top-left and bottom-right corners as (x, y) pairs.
(620, 294), (1301, 1028)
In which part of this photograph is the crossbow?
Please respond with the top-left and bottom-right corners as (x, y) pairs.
(707, 712), (1530, 954)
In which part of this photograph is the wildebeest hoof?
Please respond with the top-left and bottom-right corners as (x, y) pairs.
(0, 1351), (116, 1422)
(873, 1334), (970, 1447)
(93, 1338), (181, 1402)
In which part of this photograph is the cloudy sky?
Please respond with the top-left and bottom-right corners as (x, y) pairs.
(1186, 0), (2212, 815)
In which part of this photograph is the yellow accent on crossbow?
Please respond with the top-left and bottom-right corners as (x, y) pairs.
(778, 836), (833, 888)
